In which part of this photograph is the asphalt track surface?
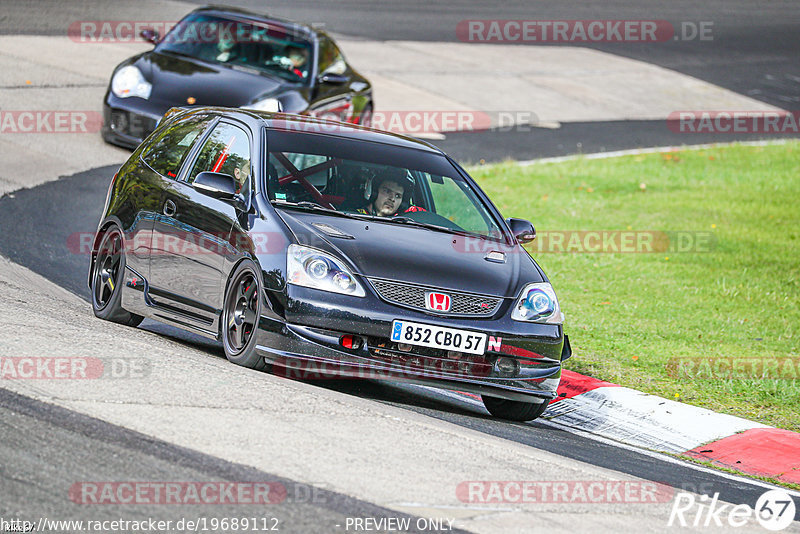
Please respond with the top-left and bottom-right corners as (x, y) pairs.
(181, 0), (800, 109)
(1, 388), (452, 533)
(7, 0), (800, 109)
(1, 165), (799, 524)
(2, 0), (800, 531)
(3, 0), (799, 161)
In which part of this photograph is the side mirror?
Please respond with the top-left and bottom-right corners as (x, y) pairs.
(318, 72), (348, 85)
(193, 171), (246, 210)
(140, 28), (160, 44)
(507, 217), (536, 244)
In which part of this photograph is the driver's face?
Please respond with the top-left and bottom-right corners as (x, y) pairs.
(373, 180), (404, 216)
(289, 49), (307, 67)
(217, 37), (235, 52)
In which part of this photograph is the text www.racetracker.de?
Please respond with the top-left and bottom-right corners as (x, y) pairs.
(0, 516), (281, 532)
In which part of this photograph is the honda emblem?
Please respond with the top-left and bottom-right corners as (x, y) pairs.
(425, 292), (451, 312)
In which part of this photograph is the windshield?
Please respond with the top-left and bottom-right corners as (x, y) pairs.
(265, 132), (504, 239)
(156, 13), (313, 82)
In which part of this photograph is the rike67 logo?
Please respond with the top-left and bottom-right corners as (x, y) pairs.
(668, 489), (797, 531)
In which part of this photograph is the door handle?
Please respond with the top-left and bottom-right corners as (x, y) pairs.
(163, 199), (176, 217)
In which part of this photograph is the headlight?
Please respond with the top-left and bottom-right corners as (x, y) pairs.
(287, 245), (365, 297)
(111, 66), (152, 99)
(244, 98), (281, 112)
(511, 282), (563, 324)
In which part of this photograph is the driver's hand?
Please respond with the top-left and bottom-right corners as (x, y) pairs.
(273, 56), (293, 68)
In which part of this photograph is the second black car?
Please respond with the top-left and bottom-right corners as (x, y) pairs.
(102, 6), (372, 148)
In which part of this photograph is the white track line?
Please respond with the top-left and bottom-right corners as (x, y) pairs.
(515, 139), (795, 166)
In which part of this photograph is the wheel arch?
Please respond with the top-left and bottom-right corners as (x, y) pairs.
(87, 216), (125, 290)
(218, 255), (282, 338)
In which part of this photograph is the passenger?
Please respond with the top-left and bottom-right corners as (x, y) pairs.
(233, 161), (250, 194)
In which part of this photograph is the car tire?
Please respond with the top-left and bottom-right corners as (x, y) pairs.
(91, 225), (144, 327)
(221, 260), (267, 370)
(359, 103), (373, 127)
(481, 395), (549, 422)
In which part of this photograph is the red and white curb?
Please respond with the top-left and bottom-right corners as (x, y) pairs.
(546, 371), (766, 454)
(429, 370), (800, 485)
(548, 371), (800, 485)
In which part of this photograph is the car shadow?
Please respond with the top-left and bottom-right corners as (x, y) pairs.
(297, 375), (494, 420)
(136, 321), (514, 423)
(139, 320), (225, 356)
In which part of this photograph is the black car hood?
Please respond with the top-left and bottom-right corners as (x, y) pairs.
(135, 51), (291, 108)
(276, 209), (544, 298)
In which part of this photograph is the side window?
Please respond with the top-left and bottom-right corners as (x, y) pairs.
(317, 38), (346, 75)
(267, 152), (331, 202)
(428, 175), (492, 235)
(141, 115), (212, 178)
(186, 122), (251, 196)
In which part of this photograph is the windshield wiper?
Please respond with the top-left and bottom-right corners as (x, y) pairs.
(272, 200), (367, 219)
(389, 216), (456, 233)
(389, 216), (489, 240)
(272, 200), (335, 211)
(159, 49), (198, 60)
(296, 201), (332, 210)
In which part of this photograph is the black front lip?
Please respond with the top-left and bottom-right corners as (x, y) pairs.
(255, 285), (563, 402)
(101, 94), (170, 148)
(255, 323), (560, 403)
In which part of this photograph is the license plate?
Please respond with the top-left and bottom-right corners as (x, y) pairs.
(390, 320), (487, 355)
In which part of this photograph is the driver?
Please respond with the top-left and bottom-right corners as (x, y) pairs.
(287, 45), (308, 69)
(215, 35), (239, 62)
(357, 168), (425, 217)
(271, 45), (309, 79)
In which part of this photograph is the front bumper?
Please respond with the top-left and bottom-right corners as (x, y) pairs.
(255, 285), (566, 403)
(101, 92), (169, 149)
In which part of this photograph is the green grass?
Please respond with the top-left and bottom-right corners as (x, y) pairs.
(469, 141), (800, 432)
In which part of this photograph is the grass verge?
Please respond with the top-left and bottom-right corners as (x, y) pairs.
(470, 141), (800, 432)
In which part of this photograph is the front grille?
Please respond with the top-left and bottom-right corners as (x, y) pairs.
(368, 338), (494, 378)
(128, 112), (157, 140)
(368, 278), (502, 316)
(109, 109), (157, 140)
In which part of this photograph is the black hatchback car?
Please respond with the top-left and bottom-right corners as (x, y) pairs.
(102, 6), (372, 148)
(89, 107), (570, 421)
